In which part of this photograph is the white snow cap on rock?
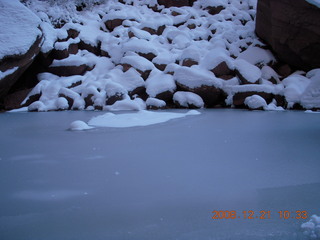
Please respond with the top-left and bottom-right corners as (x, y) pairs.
(244, 95), (267, 110)
(146, 70), (176, 97)
(234, 59), (262, 83)
(173, 91), (204, 108)
(0, 0), (41, 59)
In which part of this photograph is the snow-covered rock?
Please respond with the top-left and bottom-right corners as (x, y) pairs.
(173, 91), (204, 108)
(0, 0), (42, 107)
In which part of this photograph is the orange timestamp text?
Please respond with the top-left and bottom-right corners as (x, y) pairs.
(211, 210), (308, 220)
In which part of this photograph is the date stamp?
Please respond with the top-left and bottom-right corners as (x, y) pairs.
(211, 210), (308, 220)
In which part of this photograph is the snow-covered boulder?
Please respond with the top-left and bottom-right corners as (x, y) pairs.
(244, 94), (267, 110)
(146, 70), (176, 102)
(0, 0), (42, 109)
(146, 97), (166, 109)
(174, 66), (225, 107)
(234, 59), (262, 84)
(173, 91), (204, 108)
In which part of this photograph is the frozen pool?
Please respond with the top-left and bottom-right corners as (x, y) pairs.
(0, 109), (319, 240)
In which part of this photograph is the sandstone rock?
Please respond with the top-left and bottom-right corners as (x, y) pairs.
(182, 58), (198, 67)
(205, 6), (225, 15)
(129, 86), (148, 101)
(233, 91), (274, 108)
(176, 82), (225, 107)
(157, 0), (192, 8)
(0, 36), (42, 109)
(105, 19), (124, 31)
(78, 40), (101, 56)
(155, 90), (174, 103)
(256, 0), (320, 70)
(48, 64), (92, 77)
(210, 61), (234, 78)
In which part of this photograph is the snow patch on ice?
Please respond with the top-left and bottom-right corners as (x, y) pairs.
(69, 120), (94, 131)
(87, 110), (201, 128)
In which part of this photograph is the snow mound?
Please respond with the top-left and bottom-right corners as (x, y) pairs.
(69, 120), (93, 131)
(301, 215), (320, 239)
(87, 110), (201, 128)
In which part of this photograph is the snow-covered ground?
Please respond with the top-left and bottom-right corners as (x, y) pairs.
(1, 0), (315, 111)
(0, 110), (319, 240)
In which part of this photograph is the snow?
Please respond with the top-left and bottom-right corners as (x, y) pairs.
(244, 95), (267, 109)
(146, 97), (166, 108)
(173, 91), (204, 108)
(301, 215), (320, 239)
(69, 120), (93, 131)
(237, 46), (275, 66)
(234, 59), (262, 83)
(305, 0), (320, 8)
(104, 97), (146, 111)
(87, 109), (200, 128)
(300, 69), (320, 109)
(120, 54), (154, 72)
(174, 66), (223, 89)
(282, 73), (310, 108)
(0, 0), (42, 60)
(0, 67), (18, 80)
(145, 70), (176, 97)
(200, 47), (234, 71)
(261, 65), (280, 83)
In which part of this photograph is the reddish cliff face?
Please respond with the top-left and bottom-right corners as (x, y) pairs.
(255, 0), (320, 71)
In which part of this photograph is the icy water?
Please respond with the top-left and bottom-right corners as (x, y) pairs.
(0, 109), (319, 240)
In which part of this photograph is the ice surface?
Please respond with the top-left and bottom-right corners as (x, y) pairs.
(1, 110), (320, 240)
(87, 110), (200, 128)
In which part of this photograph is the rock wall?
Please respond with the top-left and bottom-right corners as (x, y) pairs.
(0, 0), (42, 110)
(255, 0), (320, 71)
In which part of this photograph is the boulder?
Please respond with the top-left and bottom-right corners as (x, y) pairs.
(256, 0), (320, 70)
(0, 0), (42, 109)
(233, 91), (274, 108)
(176, 82), (225, 107)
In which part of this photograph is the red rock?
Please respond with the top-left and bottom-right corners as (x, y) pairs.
(176, 82), (226, 107)
(182, 59), (198, 67)
(210, 61), (234, 77)
(205, 6), (225, 15)
(256, 0), (320, 71)
(48, 64), (92, 77)
(233, 91), (274, 107)
(157, 0), (191, 8)
(105, 19), (124, 31)
(0, 36), (42, 106)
